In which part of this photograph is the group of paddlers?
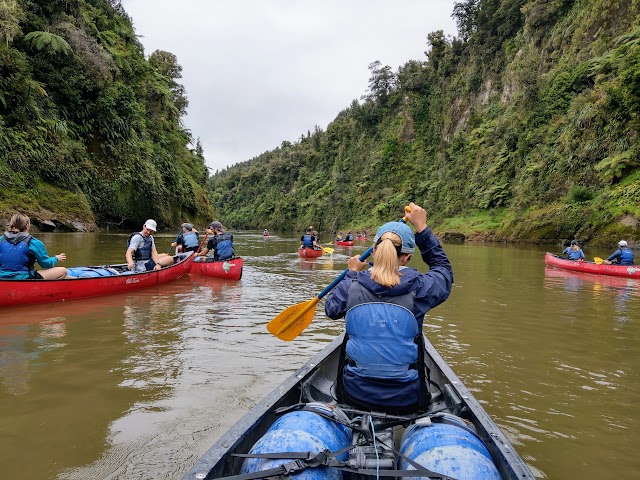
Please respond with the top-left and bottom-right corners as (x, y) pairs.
(562, 238), (635, 265)
(0, 214), (236, 280)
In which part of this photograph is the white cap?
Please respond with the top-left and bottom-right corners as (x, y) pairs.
(618, 240), (627, 247)
(144, 219), (157, 232)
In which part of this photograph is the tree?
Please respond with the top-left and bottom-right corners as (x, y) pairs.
(364, 60), (396, 105)
(148, 49), (188, 116)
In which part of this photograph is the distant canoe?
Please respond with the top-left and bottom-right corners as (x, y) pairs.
(191, 257), (243, 281)
(297, 247), (323, 258)
(335, 240), (354, 246)
(0, 252), (195, 307)
(544, 252), (640, 278)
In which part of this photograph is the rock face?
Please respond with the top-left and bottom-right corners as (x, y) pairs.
(443, 232), (466, 242)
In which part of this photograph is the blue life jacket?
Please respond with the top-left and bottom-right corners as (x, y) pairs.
(215, 233), (234, 260)
(0, 234), (34, 274)
(341, 280), (426, 411)
(302, 234), (314, 247)
(181, 231), (199, 251)
(128, 233), (152, 261)
(620, 248), (634, 266)
(563, 247), (583, 260)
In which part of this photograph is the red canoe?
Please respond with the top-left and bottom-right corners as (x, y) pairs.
(297, 247), (323, 258)
(544, 252), (640, 279)
(335, 240), (354, 246)
(0, 252), (195, 307)
(191, 257), (243, 280)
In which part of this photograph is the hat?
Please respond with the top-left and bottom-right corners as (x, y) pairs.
(570, 239), (578, 245)
(373, 222), (415, 254)
(618, 240), (628, 247)
(182, 223), (193, 231)
(144, 219), (157, 232)
(210, 221), (224, 231)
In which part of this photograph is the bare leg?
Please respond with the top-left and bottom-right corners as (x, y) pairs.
(38, 267), (68, 280)
(156, 253), (174, 268)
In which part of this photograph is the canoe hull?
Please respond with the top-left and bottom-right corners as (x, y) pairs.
(545, 252), (640, 278)
(0, 253), (194, 307)
(181, 333), (534, 480)
(335, 240), (354, 246)
(297, 248), (323, 258)
(191, 257), (243, 280)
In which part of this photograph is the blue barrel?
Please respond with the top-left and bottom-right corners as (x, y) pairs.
(240, 407), (351, 480)
(398, 415), (501, 480)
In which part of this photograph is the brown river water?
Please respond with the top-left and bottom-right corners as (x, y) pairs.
(0, 232), (639, 479)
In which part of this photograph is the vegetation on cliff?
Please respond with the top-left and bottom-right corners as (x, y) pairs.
(0, 0), (213, 231)
(210, 0), (640, 245)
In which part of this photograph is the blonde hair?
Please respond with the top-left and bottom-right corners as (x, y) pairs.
(7, 213), (30, 233)
(370, 232), (402, 287)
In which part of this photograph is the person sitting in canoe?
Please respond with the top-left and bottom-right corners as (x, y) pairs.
(0, 213), (69, 279)
(196, 221), (235, 261)
(325, 202), (453, 414)
(345, 231), (354, 241)
(603, 240), (634, 265)
(171, 223), (200, 253)
(263, 229), (269, 235)
(562, 239), (585, 261)
(335, 231), (344, 242)
(126, 219), (174, 273)
(299, 227), (321, 250)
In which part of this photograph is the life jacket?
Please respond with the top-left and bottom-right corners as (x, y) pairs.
(302, 234), (314, 247)
(214, 233), (234, 260)
(181, 231), (199, 251)
(339, 280), (427, 412)
(565, 248), (583, 260)
(620, 248), (634, 266)
(128, 233), (152, 261)
(0, 234), (34, 274)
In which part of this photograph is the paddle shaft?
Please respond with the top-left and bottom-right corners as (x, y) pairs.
(168, 230), (182, 254)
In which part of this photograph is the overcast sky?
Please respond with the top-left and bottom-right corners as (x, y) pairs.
(123, 0), (458, 172)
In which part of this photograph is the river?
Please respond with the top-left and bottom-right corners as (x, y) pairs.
(0, 231), (638, 479)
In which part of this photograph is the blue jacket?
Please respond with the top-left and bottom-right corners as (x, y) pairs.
(563, 247), (585, 260)
(606, 247), (634, 266)
(325, 227), (453, 411)
(0, 232), (59, 279)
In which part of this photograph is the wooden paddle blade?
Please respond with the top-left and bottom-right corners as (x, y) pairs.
(322, 247), (335, 254)
(594, 257), (604, 264)
(267, 297), (320, 341)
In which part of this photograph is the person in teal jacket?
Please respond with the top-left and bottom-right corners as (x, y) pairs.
(0, 213), (69, 279)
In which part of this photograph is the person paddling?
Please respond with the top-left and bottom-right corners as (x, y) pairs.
(603, 240), (634, 265)
(171, 223), (200, 253)
(324, 202), (453, 414)
(0, 213), (69, 279)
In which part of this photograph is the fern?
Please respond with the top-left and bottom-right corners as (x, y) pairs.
(24, 31), (72, 55)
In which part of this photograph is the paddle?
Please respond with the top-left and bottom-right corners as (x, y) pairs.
(594, 257), (604, 264)
(267, 207), (411, 341)
(319, 243), (334, 255)
(167, 230), (182, 254)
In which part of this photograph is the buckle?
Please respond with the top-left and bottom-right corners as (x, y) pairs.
(281, 460), (305, 475)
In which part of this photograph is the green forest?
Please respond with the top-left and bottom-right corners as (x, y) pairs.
(0, 0), (212, 231)
(2, 0), (640, 245)
(210, 0), (640, 245)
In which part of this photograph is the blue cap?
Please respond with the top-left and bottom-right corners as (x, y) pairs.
(373, 222), (415, 254)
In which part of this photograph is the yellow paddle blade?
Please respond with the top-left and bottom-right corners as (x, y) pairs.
(322, 247), (334, 254)
(594, 257), (604, 264)
(266, 296), (320, 341)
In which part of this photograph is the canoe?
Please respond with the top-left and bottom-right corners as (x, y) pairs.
(335, 240), (354, 246)
(0, 252), (195, 307)
(545, 252), (640, 279)
(191, 257), (243, 281)
(297, 247), (323, 258)
(181, 333), (534, 480)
